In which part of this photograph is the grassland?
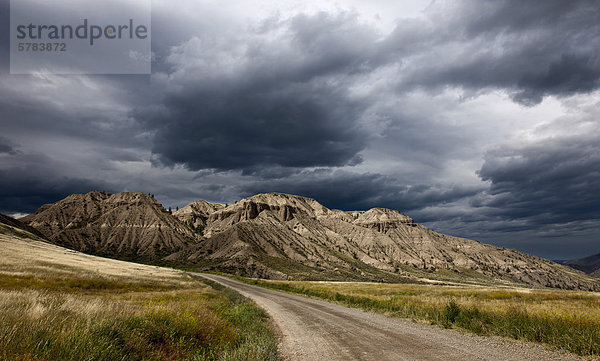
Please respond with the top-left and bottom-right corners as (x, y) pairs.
(240, 277), (600, 359)
(0, 225), (280, 361)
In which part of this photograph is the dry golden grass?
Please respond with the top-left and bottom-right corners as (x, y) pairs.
(243, 278), (600, 358)
(281, 281), (600, 320)
(0, 225), (280, 361)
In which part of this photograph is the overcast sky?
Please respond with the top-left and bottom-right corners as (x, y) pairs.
(1, 0), (599, 260)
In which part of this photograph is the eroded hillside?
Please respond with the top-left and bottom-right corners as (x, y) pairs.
(21, 191), (600, 291)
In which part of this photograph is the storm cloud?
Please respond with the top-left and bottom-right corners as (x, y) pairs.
(391, 0), (600, 105)
(141, 0), (600, 173)
(478, 136), (600, 230)
(1, 0), (599, 259)
(0, 137), (16, 155)
(0, 166), (113, 215)
(140, 12), (377, 171)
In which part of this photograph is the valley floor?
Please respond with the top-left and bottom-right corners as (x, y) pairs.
(3, 218), (598, 360)
(210, 274), (600, 360)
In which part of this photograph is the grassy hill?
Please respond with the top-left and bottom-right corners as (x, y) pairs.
(0, 214), (280, 361)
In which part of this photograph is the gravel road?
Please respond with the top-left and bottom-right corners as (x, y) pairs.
(197, 274), (589, 361)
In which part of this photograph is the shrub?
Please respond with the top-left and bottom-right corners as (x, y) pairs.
(443, 300), (461, 328)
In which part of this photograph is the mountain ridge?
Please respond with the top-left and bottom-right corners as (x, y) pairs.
(21, 191), (199, 259)
(560, 252), (600, 278)
(20, 190), (600, 291)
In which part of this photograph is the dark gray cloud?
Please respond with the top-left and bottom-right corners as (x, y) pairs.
(513, 54), (600, 105)
(140, 11), (376, 172)
(142, 0), (600, 174)
(434, 226), (600, 261)
(392, 0), (600, 105)
(0, 137), (17, 155)
(146, 83), (367, 171)
(0, 166), (113, 214)
(0, 75), (151, 153)
(477, 135), (600, 229)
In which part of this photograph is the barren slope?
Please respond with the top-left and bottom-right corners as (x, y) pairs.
(21, 191), (198, 259)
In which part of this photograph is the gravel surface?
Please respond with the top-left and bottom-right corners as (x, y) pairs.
(197, 274), (591, 361)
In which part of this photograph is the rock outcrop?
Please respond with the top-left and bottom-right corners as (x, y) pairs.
(173, 200), (225, 233)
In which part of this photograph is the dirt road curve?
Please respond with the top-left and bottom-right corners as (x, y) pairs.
(197, 274), (587, 361)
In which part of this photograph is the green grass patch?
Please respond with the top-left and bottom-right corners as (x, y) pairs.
(1, 298), (235, 361)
